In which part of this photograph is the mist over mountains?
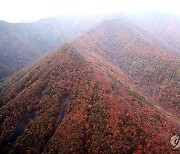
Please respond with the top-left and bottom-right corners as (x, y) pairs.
(0, 16), (102, 79)
(0, 12), (179, 153)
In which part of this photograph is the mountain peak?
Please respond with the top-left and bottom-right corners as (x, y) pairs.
(0, 14), (180, 153)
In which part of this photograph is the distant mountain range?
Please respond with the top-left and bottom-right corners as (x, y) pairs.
(0, 16), (102, 79)
(0, 13), (179, 153)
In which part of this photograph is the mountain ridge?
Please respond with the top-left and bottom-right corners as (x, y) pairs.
(0, 13), (180, 153)
(0, 16), (102, 80)
(0, 42), (179, 154)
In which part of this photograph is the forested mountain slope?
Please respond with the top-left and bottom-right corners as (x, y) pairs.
(0, 14), (179, 153)
(0, 43), (179, 153)
(72, 18), (180, 117)
(127, 12), (180, 57)
(0, 16), (100, 79)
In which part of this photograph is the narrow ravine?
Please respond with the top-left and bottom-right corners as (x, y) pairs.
(9, 111), (36, 144)
(53, 95), (70, 133)
(41, 95), (70, 153)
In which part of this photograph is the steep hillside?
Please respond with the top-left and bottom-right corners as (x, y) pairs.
(143, 13), (180, 54)
(0, 16), (100, 79)
(0, 20), (40, 79)
(0, 15), (179, 153)
(127, 12), (180, 57)
(71, 18), (180, 117)
(0, 42), (179, 153)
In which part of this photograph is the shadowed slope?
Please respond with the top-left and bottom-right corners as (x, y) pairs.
(0, 16), (101, 79)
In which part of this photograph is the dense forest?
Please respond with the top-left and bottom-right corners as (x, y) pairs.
(0, 42), (179, 153)
(0, 13), (180, 153)
(72, 18), (180, 118)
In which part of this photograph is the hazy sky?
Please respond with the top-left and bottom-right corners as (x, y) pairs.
(0, 0), (180, 22)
